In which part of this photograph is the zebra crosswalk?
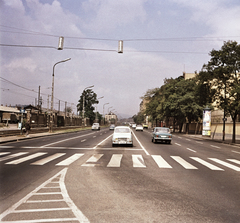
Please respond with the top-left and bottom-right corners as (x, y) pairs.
(0, 152), (240, 171)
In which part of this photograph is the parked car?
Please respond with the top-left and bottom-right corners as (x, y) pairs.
(109, 124), (115, 130)
(152, 127), (172, 144)
(136, 125), (143, 131)
(112, 126), (133, 147)
(92, 123), (100, 130)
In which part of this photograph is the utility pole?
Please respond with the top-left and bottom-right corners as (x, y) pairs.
(38, 86), (40, 110)
(58, 100), (60, 114)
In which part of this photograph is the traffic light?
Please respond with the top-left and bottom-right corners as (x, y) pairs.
(58, 36), (64, 50)
(118, 40), (123, 53)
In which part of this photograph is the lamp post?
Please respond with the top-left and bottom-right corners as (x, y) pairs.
(82, 85), (94, 126)
(103, 103), (109, 125)
(107, 106), (113, 124)
(108, 106), (113, 113)
(49, 58), (71, 133)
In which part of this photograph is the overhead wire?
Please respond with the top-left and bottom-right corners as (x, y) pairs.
(0, 77), (76, 108)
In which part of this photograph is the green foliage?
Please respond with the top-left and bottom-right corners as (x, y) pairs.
(133, 111), (145, 124)
(77, 89), (99, 124)
(200, 41), (240, 120)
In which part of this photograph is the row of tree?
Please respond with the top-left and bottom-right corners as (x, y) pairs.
(134, 41), (240, 143)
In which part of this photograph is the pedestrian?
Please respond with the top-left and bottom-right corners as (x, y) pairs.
(25, 122), (31, 136)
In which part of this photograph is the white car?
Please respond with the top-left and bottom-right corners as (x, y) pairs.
(112, 126), (133, 147)
(136, 125), (143, 131)
(92, 123), (100, 130)
(131, 123), (136, 128)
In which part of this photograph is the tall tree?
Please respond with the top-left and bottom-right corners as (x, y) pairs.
(201, 40), (240, 143)
(77, 89), (99, 124)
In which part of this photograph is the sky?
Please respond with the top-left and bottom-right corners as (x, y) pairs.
(1, 0), (240, 118)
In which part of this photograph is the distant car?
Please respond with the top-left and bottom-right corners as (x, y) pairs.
(109, 124), (115, 130)
(132, 123), (136, 128)
(92, 123), (100, 130)
(152, 127), (172, 144)
(143, 124), (148, 129)
(112, 126), (133, 147)
(136, 125), (143, 131)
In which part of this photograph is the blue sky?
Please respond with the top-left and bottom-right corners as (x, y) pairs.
(1, 0), (240, 118)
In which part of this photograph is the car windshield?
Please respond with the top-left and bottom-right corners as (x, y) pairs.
(115, 128), (130, 133)
(155, 128), (169, 133)
(137, 125), (142, 127)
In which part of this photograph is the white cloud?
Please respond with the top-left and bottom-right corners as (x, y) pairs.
(82, 0), (147, 32)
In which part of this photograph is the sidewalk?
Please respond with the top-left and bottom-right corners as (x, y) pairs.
(182, 133), (240, 148)
(0, 131), (62, 144)
(0, 125), (90, 144)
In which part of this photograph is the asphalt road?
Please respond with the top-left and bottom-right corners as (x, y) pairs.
(0, 127), (240, 222)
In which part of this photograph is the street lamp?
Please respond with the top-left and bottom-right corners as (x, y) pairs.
(49, 58), (71, 133)
(103, 103), (109, 125)
(95, 96), (104, 122)
(82, 85), (94, 126)
(108, 106), (113, 113)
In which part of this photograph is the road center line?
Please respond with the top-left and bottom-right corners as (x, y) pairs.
(93, 134), (113, 149)
(132, 131), (150, 155)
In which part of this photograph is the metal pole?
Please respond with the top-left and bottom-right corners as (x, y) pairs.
(49, 58), (71, 133)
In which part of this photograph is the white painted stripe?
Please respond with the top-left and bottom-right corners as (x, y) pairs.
(40, 132), (95, 147)
(232, 150), (240, 154)
(210, 145), (221, 149)
(21, 146), (143, 151)
(171, 156), (197, 169)
(93, 136), (96, 138)
(0, 168), (89, 223)
(131, 131), (150, 155)
(56, 154), (84, 166)
(31, 153), (65, 165)
(175, 143), (181, 146)
(107, 154), (123, 167)
(227, 159), (240, 165)
(178, 136), (182, 139)
(0, 146), (14, 148)
(190, 157), (224, 171)
(152, 155), (172, 168)
(93, 134), (113, 149)
(13, 207), (71, 213)
(186, 148), (196, 152)
(43, 186), (60, 188)
(132, 155), (146, 168)
(195, 141), (203, 144)
(81, 139), (86, 142)
(186, 139), (191, 141)
(209, 158), (240, 171)
(59, 168), (90, 222)
(33, 192), (61, 195)
(0, 152), (10, 156)
(1, 218), (80, 222)
(0, 152), (28, 162)
(26, 199), (65, 203)
(81, 154), (104, 167)
(6, 153), (46, 164)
